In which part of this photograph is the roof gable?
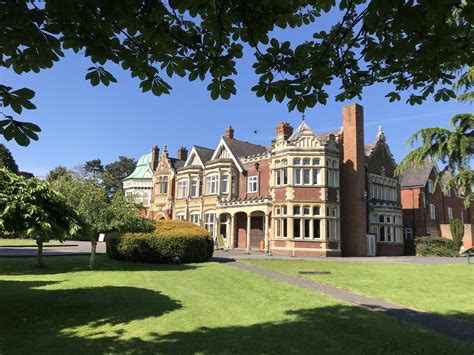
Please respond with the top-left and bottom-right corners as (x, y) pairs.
(184, 145), (214, 168)
(400, 161), (434, 187)
(288, 120), (320, 142)
(210, 138), (266, 172)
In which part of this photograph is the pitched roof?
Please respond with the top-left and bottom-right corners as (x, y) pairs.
(222, 137), (267, 158)
(319, 129), (341, 140)
(400, 161), (434, 187)
(194, 145), (214, 163)
(169, 157), (185, 170)
(123, 152), (153, 180)
(288, 121), (315, 141)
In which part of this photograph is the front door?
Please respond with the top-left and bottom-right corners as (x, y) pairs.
(367, 234), (376, 256)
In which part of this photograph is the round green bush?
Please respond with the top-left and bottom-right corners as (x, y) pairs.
(106, 220), (214, 263)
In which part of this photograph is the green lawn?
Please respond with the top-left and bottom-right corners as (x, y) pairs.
(243, 259), (474, 322)
(0, 239), (75, 247)
(0, 256), (471, 354)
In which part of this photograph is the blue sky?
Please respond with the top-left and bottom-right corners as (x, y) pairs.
(1, 13), (471, 177)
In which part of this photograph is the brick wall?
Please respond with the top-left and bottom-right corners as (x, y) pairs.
(293, 187), (323, 201)
(239, 159), (270, 199)
(340, 103), (367, 256)
(366, 143), (397, 177)
(401, 168), (472, 237)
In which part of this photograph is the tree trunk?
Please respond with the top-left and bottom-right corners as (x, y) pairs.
(89, 237), (97, 270)
(36, 239), (44, 268)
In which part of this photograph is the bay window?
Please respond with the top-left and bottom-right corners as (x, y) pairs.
(206, 175), (218, 194)
(283, 160), (288, 184)
(221, 174), (229, 194)
(190, 178), (198, 197)
(293, 158), (302, 185)
(190, 213), (200, 225)
(177, 180), (188, 198)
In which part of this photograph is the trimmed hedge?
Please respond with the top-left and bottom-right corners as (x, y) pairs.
(414, 236), (458, 257)
(106, 220), (214, 263)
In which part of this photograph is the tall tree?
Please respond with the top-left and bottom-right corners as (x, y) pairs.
(1, 1), (472, 145)
(0, 168), (82, 267)
(102, 156), (137, 196)
(46, 166), (74, 182)
(82, 159), (104, 180)
(51, 176), (154, 269)
(0, 144), (19, 174)
(397, 68), (473, 207)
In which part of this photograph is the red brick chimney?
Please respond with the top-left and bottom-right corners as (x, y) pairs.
(340, 104), (367, 256)
(178, 146), (188, 161)
(225, 125), (234, 139)
(151, 145), (159, 171)
(276, 122), (293, 140)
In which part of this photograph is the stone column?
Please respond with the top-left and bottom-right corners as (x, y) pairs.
(230, 213), (235, 249)
(264, 213), (270, 253)
(215, 215), (220, 249)
(246, 213), (251, 253)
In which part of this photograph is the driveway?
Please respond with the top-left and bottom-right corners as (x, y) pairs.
(0, 243), (468, 264)
(0, 241), (106, 257)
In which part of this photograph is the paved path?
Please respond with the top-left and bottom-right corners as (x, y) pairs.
(1, 244), (467, 265)
(213, 249), (469, 265)
(0, 241), (106, 257)
(225, 260), (474, 343)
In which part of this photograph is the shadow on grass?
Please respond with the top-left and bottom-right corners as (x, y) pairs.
(0, 255), (201, 275)
(0, 280), (472, 354)
(0, 281), (474, 354)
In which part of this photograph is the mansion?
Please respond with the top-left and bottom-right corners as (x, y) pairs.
(124, 104), (409, 257)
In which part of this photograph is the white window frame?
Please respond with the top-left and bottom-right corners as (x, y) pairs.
(448, 207), (453, 221)
(177, 180), (188, 198)
(176, 213), (186, 221)
(190, 178), (199, 197)
(248, 176), (258, 193)
(221, 174), (229, 194)
(204, 212), (216, 237)
(312, 168), (319, 185)
(430, 204), (436, 220)
(206, 174), (218, 195)
(190, 213), (200, 225)
(428, 179), (434, 194)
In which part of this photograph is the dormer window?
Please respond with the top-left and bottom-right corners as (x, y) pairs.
(248, 176), (258, 193)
